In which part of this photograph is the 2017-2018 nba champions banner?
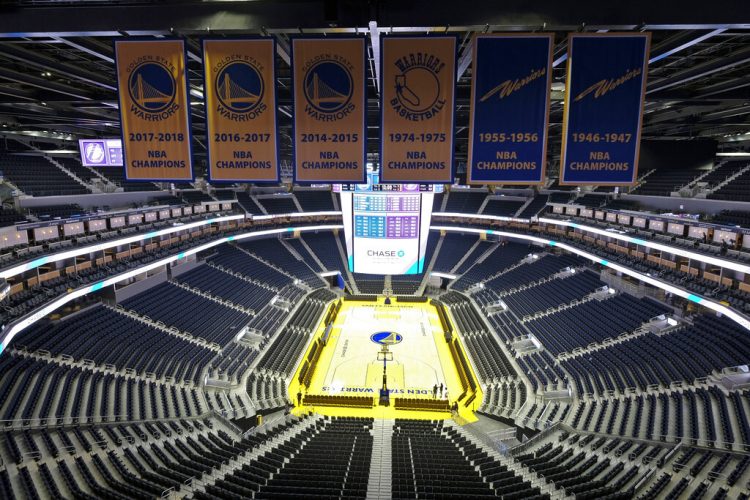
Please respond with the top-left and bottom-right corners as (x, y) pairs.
(292, 37), (366, 183)
(468, 34), (553, 185)
(115, 39), (193, 180)
(560, 33), (651, 185)
(203, 38), (279, 182)
(380, 36), (456, 183)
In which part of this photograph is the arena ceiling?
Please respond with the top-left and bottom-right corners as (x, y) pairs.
(0, 0), (749, 176)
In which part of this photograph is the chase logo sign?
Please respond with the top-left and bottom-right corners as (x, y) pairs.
(303, 59), (354, 119)
(370, 331), (403, 345)
(215, 58), (266, 119)
(127, 60), (178, 119)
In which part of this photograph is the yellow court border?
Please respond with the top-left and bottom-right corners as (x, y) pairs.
(288, 296), (482, 422)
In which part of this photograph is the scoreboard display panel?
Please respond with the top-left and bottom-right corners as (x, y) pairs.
(340, 173), (434, 275)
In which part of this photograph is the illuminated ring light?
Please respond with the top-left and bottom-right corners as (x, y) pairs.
(2, 215), (750, 357)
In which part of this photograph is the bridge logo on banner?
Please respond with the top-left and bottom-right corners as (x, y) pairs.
(467, 34), (553, 185)
(127, 61), (177, 116)
(303, 59), (354, 116)
(115, 39), (193, 181)
(292, 37), (366, 183)
(215, 60), (265, 116)
(203, 38), (279, 183)
(380, 36), (456, 184)
(560, 33), (651, 186)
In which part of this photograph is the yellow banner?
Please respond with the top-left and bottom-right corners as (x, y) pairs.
(292, 37), (366, 183)
(115, 40), (192, 181)
(203, 39), (278, 182)
(380, 36), (456, 183)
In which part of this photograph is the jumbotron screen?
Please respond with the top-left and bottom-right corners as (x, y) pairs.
(79, 138), (124, 167)
(340, 174), (434, 275)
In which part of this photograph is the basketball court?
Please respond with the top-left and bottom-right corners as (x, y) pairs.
(288, 297), (482, 421)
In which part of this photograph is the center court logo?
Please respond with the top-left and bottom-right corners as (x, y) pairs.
(303, 59), (354, 120)
(127, 61), (178, 120)
(370, 331), (403, 345)
(390, 52), (446, 120)
(215, 59), (266, 120)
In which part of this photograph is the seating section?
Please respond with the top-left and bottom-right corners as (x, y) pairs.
(56, 157), (98, 182)
(482, 198), (524, 216)
(501, 270), (604, 318)
(28, 203), (85, 219)
(452, 241), (532, 291)
(179, 190), (214, 204)
(0, 153), (89, 196)
(392, 419), (542, 498)
(121, 281), (253, 347)
(518, 194), (548, 218)
(302, 231), (348, 275)
(561, 314), (750, 395)
(524, 294), (669, 356)
(294, 190), (335, 211)
(236, 192), (264, 214)
(210, 245), (293, 289)
(15, 304), (215, 383)
(257, 196), (298, 214)
(96, 166), (161, 191)
(708, 163), (750, 201)
(444, 191), (487, 213)
(433, 233), (478, 273)
(254, 289), (335, 378)
(174, 265), (276, 313)
(237, 238), (324, 288)
(0, 208), (26, 227)
(631, 166), (703, 196)
(352, 273), (385, 294)
(713, 210), (750, 228)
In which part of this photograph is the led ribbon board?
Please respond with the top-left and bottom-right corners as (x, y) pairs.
(560, 33), (650, 185)
(468, 34), (553, 185)
(203, 38), (280, 182)
(291, 37), (367, 183)
(115, 39), (193, 181)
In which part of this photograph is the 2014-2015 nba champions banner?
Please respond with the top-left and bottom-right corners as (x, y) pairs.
(291, 37), (367, 183)
(468, 34), (553, 185)
(380, 36), (457, 183)
(203, 38), (279, 182)
(560, 33), (651, 186)
(115, 39), (193, 181)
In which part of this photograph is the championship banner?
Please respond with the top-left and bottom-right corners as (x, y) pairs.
(560, 33), (651, 185)
(115, 39), (193, 181)
(291, 37), (366, 183)
(203, 38), (279, 182)
(380, 36), (456, 183)
(467, 34), (553, 185)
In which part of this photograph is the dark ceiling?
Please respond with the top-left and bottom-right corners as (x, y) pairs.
(0, 0), (749, 178)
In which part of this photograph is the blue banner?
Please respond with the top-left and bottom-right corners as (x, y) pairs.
(468, 34), (553, 185)
(560, 33), (650, 185)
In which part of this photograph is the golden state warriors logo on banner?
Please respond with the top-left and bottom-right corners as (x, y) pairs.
(203, 39), (278, 182)
(115, 39), (192, 181)
(292, 37), (366, 183)
(380, 36), (456, 183)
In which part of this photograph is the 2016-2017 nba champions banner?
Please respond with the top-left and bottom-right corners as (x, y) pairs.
(115, 39), (193, 180)
(560, 33), (651, 185)
(468, 34), (553, 185)
(203, 38), (279, 182)
(292, 37), (366, 183)
(380, 36), (456, 183)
